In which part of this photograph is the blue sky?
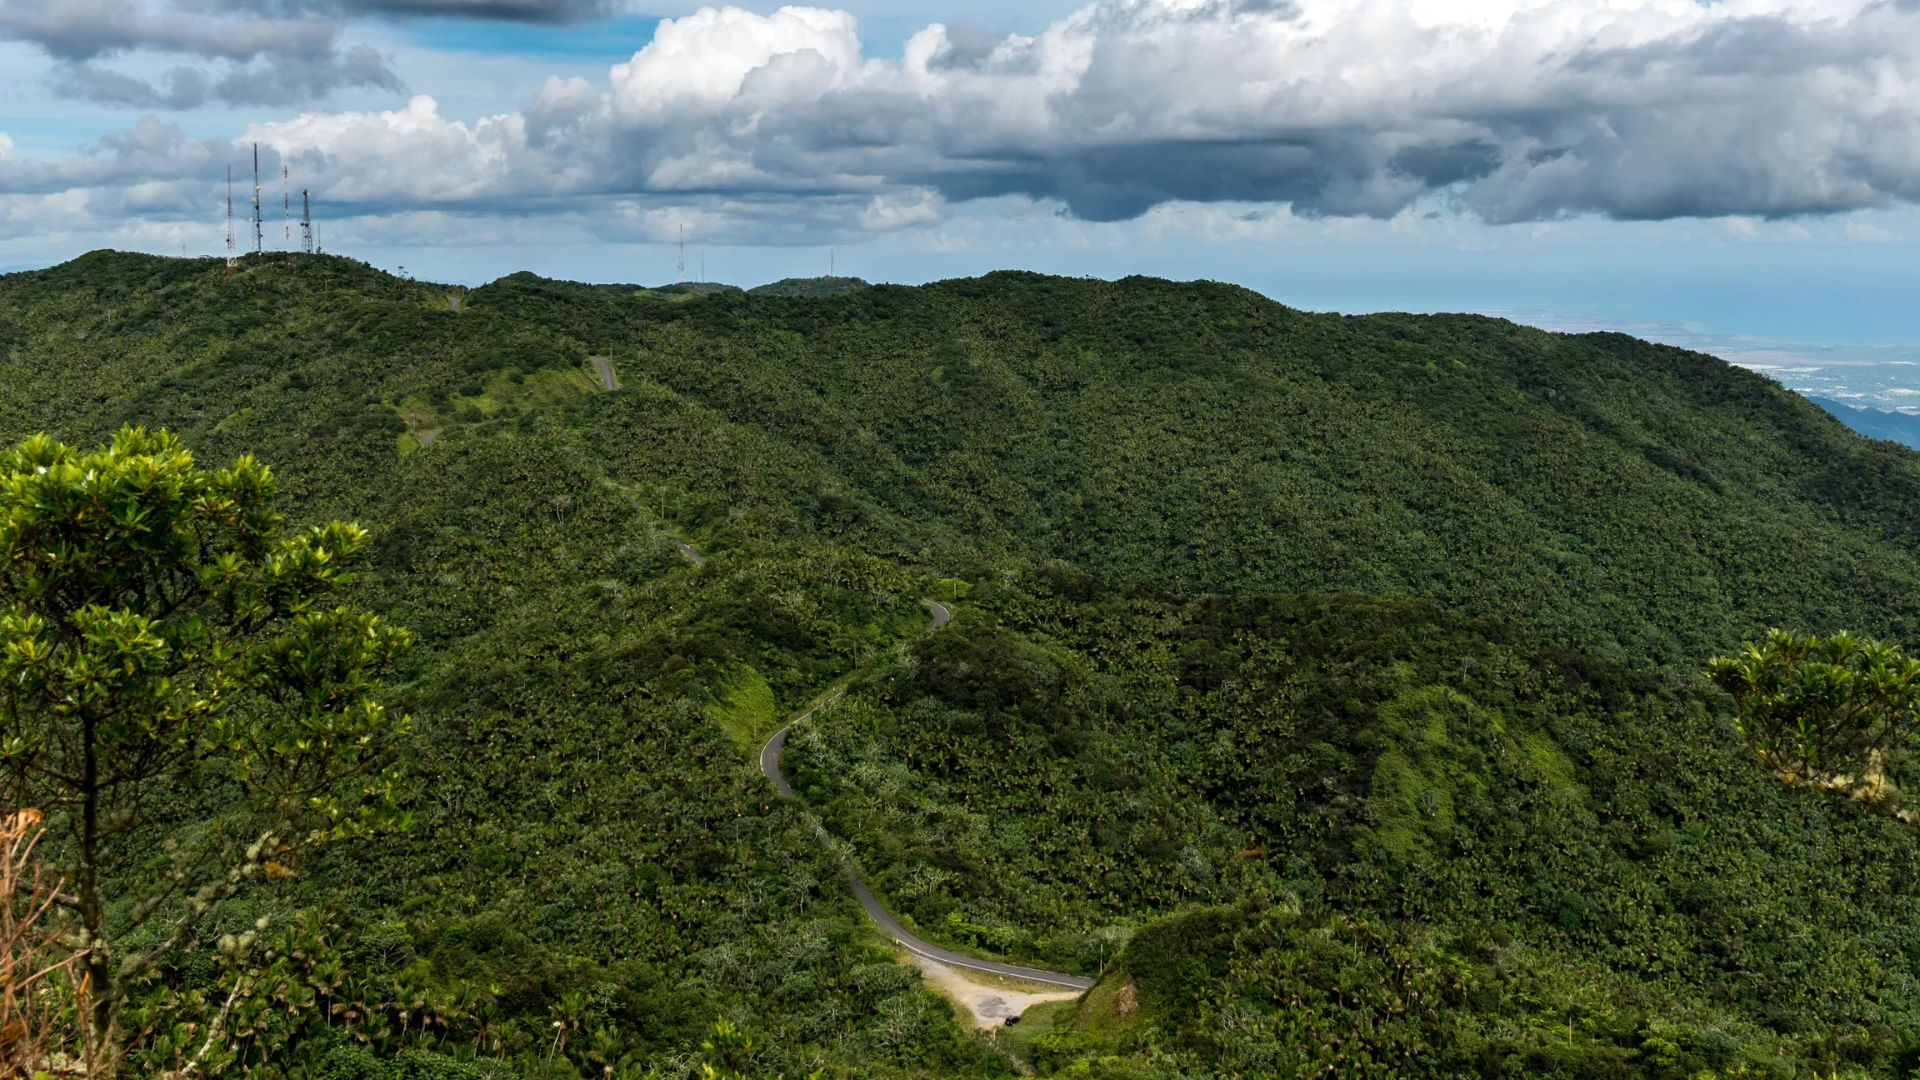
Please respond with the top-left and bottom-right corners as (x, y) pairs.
(4, 0), (1920, 369)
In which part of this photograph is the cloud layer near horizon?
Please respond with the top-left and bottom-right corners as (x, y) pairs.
(8, 0), (1920, 245)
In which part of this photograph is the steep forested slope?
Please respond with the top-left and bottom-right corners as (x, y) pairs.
(4, 250), (1920, 1079)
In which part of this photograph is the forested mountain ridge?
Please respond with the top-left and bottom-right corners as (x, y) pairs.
(7, 250), (1916, 664)
(4, 249), (1920, 1079)
(458, 262), (1920, 663)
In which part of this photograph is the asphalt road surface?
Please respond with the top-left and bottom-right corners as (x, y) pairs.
(757, 596), (1093, 992)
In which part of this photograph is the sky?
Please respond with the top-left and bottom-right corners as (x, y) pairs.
(5, 0), (1920, 365)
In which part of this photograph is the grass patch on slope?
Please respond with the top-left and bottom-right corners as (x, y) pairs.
(706, 662), (780, 751)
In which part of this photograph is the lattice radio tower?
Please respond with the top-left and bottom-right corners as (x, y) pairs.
(301, 190), (313, 255)
(283, 163), (291, 264)
(250, 143), (263, 255)
(225, 165), (236, 278)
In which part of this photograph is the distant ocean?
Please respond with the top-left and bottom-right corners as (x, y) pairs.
(1506, 312), (1920, 415)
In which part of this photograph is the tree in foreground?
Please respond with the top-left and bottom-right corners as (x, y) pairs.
(0, 427), (412, 1069)
(1708, 628), (1920, 824)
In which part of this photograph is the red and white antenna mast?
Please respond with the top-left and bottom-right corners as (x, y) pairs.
(225, 165), (235, 278)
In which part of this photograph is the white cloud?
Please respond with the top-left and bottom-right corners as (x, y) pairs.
(15, 0), (1920, 246)
(250, 96), (529, 203)
(608, 6), (862, 123)
(858, 189), (943, 231)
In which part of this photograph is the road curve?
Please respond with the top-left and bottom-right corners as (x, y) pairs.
(924, 597), (952, 628)
(758, 596), (1093, 992)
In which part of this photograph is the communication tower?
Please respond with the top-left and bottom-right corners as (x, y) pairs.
(225, 166), (235, 278)
(251, 144), (263, 255)
(301, 190), (313, 255)
(283, 163), (291, 264)
(677, 223), (685, 284)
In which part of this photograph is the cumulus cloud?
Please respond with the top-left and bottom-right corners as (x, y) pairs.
(13, 0), (1920, 241)
(0, 116), (227, 201)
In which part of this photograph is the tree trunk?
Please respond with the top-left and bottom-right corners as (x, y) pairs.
(78, 711), (117, 1074)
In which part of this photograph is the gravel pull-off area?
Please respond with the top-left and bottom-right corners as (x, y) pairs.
(907, 954), (1081, 1028)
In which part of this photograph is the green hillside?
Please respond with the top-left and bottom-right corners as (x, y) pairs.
(748, 276), (873, 298)
(4, 249), (1920, 1079)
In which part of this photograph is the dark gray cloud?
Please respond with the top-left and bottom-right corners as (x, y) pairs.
(46, 64), (199, 109)
(0, 0), (336, 60)
(0, 0), (432, 108)
(212, 0), (625, 24)
(49, 47), (400, 108)
(330, 0), (624, 24)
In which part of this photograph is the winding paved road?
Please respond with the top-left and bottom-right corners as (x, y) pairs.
(758, 598), (1095, 992)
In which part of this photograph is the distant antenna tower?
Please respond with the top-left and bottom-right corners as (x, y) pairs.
(829, 247), (835, 278)
(283, 163), (291, 264)
(301, 190), (313, 255)
(677, 223), (685, 284)
(250, 143), (263, 255)
(225, 166), (235, 278)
